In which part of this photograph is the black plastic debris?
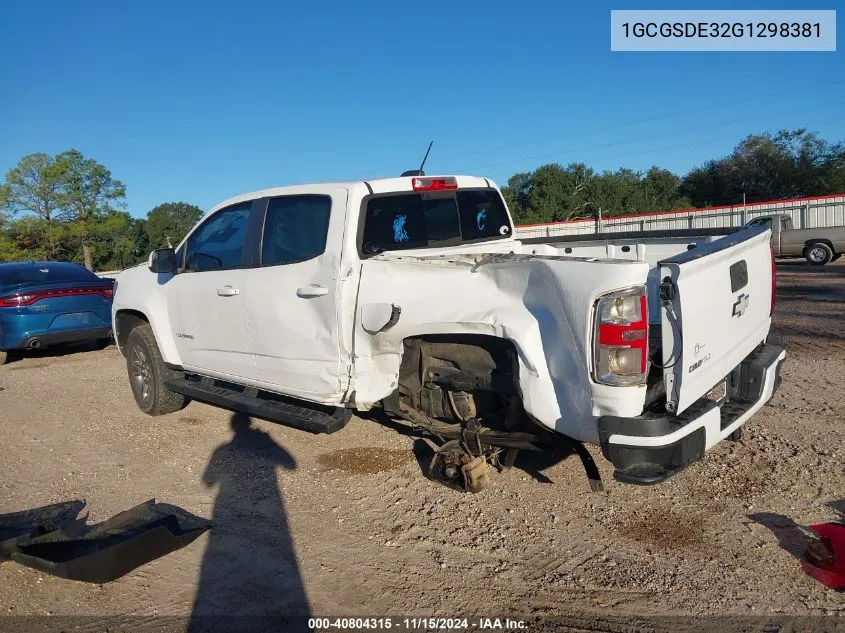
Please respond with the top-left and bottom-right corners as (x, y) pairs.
(0, 500), (86, 558)
(0, 498), (210, 583)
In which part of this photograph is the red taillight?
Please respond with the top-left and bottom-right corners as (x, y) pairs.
(0, 287), (113, 307)
(412, 176), (458, 192)
(770, 246), (776, 315)
(593, 289), (649, 386)
(0, 294), (37, 306)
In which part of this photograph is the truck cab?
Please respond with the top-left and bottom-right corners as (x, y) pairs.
(746, 214), (793, 233)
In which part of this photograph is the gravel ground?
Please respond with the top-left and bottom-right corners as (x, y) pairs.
(0, 261), (843, 631)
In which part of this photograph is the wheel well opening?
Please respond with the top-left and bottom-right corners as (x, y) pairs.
(115, 310), (149, 352)
(804, 239), (834, 249)
(388, 333), (522, 428)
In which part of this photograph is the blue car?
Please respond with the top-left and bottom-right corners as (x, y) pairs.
(0, 261), (114, 365)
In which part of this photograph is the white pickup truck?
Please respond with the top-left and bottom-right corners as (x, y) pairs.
(112, 174), (785, 491)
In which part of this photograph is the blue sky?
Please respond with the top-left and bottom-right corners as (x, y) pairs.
(1, 0), (842, 218)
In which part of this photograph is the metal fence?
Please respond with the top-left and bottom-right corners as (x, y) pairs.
(514, 193), (845, 239)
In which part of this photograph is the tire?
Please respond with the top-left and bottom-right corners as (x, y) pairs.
(0, 350), (7, 366)
(805, 243), (833, 266)
(125, 324), (189, 415)
(832, 253), (843, 262)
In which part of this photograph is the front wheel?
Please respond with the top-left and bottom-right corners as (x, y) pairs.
(805, 243), (833, 266)
(125, 324), (189, 415)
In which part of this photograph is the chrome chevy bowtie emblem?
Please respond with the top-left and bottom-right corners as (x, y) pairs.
(732, 293), (750, 317)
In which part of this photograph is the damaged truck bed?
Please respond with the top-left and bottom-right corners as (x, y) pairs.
(111, 173), (785, 493)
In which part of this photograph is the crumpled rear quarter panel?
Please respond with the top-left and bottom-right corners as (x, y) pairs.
(354, 254), (650, 443)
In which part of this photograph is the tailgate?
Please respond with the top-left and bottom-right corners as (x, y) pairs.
(659, 226), (774, 415)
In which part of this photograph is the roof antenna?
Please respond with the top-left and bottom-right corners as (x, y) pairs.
(418, 140), (433, 174)
(401, 141), (433, 177)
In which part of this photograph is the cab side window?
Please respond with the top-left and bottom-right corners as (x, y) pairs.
(261, 195), (331, 266)
(184, 203), (251, 272)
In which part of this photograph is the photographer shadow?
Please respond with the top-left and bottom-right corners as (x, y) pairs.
(188, 413), (310, 633)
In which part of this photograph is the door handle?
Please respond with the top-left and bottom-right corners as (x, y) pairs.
(296, 285), (328, 298)
(216, 285), (240, 297)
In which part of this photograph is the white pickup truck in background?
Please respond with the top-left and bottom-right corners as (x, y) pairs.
(112, 174), (786, 492)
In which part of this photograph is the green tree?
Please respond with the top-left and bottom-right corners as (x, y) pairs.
(641, 167), (691, 212)
(680, 129), (845, 206)
(53, 149), (126, 270)
(0, 217), (72, 262)
(0, 215), (24, 261)
(501, 172), (533, 223)
(126, 217), (150, 263)
(531, 163), (595, 221)
(502, 162), (598, 224)
(0, 232), (21, 261)
(144, 202), (203, 249)
(0, 152), (64, 222)
(88, 212), (149, 270)
(502, 163), (692, 223)
(588, 168), (644, 215)
(87, 211), (128, 270)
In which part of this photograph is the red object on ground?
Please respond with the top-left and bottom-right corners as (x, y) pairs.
(801, 523), (845, 590)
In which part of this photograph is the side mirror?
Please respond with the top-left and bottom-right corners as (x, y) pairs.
(148, 248), (176, 274)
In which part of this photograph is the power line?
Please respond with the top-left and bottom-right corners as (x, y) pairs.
(566, 113), (845, 169)
(453, 109), (845, 174)
(440, 78), (845, 164)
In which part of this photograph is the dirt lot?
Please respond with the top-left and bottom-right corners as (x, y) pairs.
(1, 261), (844, 631)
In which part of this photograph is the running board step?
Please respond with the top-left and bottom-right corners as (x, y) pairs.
(165, 377), (351, 434)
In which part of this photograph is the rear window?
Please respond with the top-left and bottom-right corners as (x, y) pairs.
(0, 264), (99, 288)
(360, 188), (512, 255)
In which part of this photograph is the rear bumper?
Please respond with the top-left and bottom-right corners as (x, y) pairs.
(1, 307), (112, 350)
(597, 340), (786, 485)
(3, 326), (112, 350)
